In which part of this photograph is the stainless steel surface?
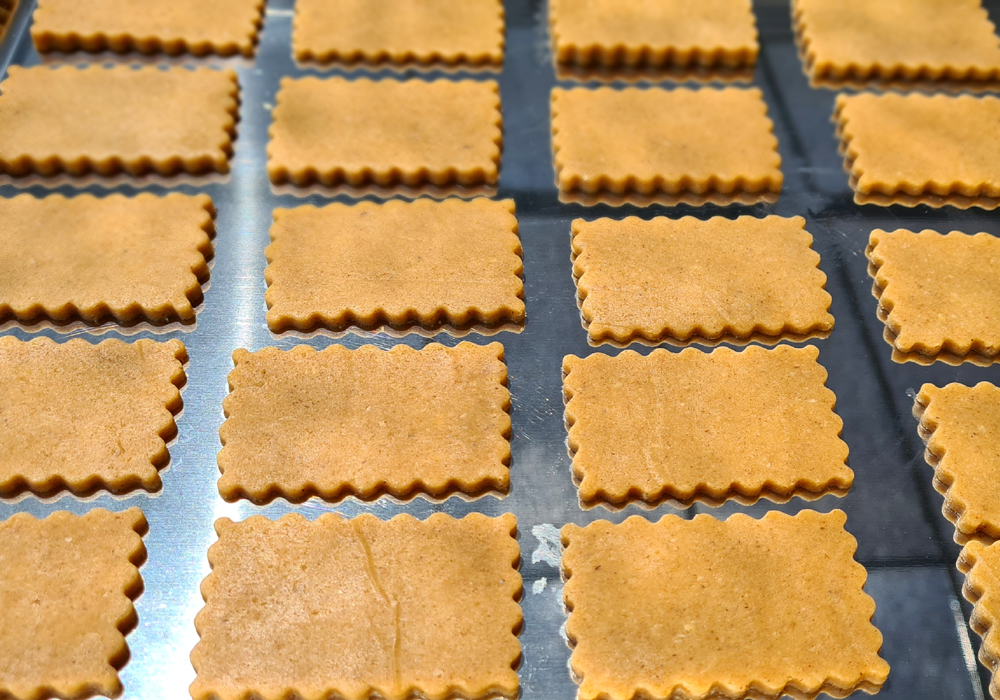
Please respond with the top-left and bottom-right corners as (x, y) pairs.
(1, 1), (999, 698)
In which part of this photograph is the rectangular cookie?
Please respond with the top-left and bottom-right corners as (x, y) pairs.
(267, 77), (501, 189)
(959, 540), (1000, 700)
(571, 215), (832, 346)
(835, 93), (1000, 209)
(563, 345), (851, 507)
(0, 508), (147, 700)
(32, 0), (265, 56)
(190, 513), (521, 700)
(264, 198), (524, 334)
(293, 0), (504, 67)
(866, 229), (1000, 364)
(0, 193), (214, 326)
(915, 383), (1000, 542)
(562, 510), (889, 700)
(550, 0), (757, 70)
(219, 342), (510, 503)
(0, 66), (238, 178)
(794, 0), (1000, 90)
(551, 86), (781, 205)
(0, 337), (186, 497)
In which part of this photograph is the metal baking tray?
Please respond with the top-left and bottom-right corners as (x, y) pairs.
(2, 0), (999, 697)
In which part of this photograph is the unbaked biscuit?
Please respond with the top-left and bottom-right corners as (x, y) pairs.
(190, 513), (521, 700)
(959, 540), (1000, 699)
(0, 65), (238, 178)
(794, 0), (1000, 90)
(293, 0), (504, 68)
(571, 215), (832, 346)
(563, 345), (851, 507)
(0, 508), (147, 700)
(562, 510), (889, 700)
(550, 0), (757, 70)
(551, 86), (781, 204)
(0, 337), (186, 497)
(866, 229), (1000, 364)
(32, 0), (264, 56)
(915, 383), (1000, 542)
(219, 342), (510, 503)
(0, 193), (214, 326)
(835, 93), (1000, 209)
(264, 198), (524, 334)
(267, 77), (501, 189)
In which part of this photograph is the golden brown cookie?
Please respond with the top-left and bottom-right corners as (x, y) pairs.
(0, 508), (147, 700)
(959, 540), (1000, 699)
(915, 383), (1000, 542)
(835, 93), (1000, 209)
(562, 510), (889, 700)
(0, 0), (15, 39)
(0, 193), (214, 326)
(267, 77), (501, 189)
(0, 65), (238, 178)
(563, 345), (851, 507)
(218, 342), (510, 503)
(264, 198), (524, 334)
(571, 215), (832, 346)
(550, 0), (757, 70)
(794, 0), (1000, 89)
(190, 513), (521, 700)
(32, 0), (264, 56)
(866, 229), (1000, 364)
(293, 0), (504, 67)
(551, 87), (780, 204)
(0, 337), (186, 497)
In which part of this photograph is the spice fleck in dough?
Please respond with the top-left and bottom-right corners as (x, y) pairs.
(293, 0), (504, 67)
(960, 540), (1000, 699)
(562, 510), (889, 700)
(264, 198), (524, 333)
(563, 345), (851, 507)
(866, 229), (1000, 363)
(190, 513), (521, 700)
(551, 86), (780, 199)
(32, 0), (265, 57)
(835, 93), (1000, 208)
(0, 65), (238, 177)
(550, 0), (757, 69)
(915, 383), (1000, 542)
(571, 215), (832, 346)
(794, 0), (1000, 87)
(0, 193), (214, 325)
(219, 342), (510, 503)
(0, 337), (186, 497)
(267, 77), (501, 188)
(0, 508), (147, 700)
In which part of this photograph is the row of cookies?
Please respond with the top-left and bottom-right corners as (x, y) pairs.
(2, 507), (889, 700)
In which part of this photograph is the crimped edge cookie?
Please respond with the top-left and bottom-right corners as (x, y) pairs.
(561, 510), (888, 700)
(263, 199), (524, 334)
(835, 94), (1000, 209)
(0, 193), (215, 326)
(217, 342), (512, 504)
(190, 512), (522, 700)
(866, 229), (1000, 364)
(0, 508), (148, 700)
(266, 77), (502, 189)
(0, 337), (187, 498)
(570, 215), (832, 346)
(562, 345), (852, 508)
(914, 383), (1000, 543)
(959, 540), (1000, 699)
(31, 0), (265, 57)
(0, 66), (240, 178)
(550, 0), (758, 70)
